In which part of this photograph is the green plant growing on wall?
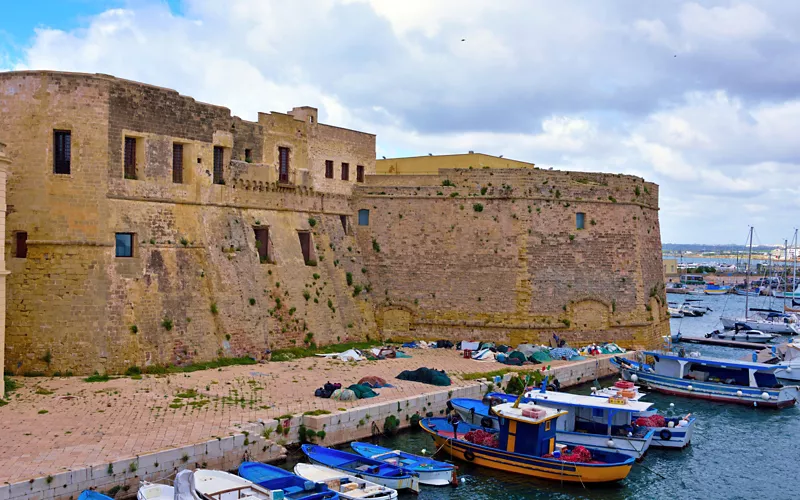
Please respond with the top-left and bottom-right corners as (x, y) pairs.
(149, 238), (155, 245)
(210, 303), (219, 315)
(608, 195), (617, 203)
(130, 325), (138, 334)
(480, 186), (488, 195)
(346, 272), (353, 286)
(308, 217), (317, 227)
(561, 319), (571, 327)
(180, 237), (189, 246)
(303, 290), (311, 301)
(249, 298), (256, 306)
(372, 239), (381, 252)
(352, 285), (363, 297)
(41, 350), (52, 365)
(162, 318), (174, 331)
(590, 218), (596, 226)
(569, 234), (575, 241)
(313, 273), (320, 280)
(634, 186), (641, 196)
(473, 203), (484, 212)
(442, 179), (455, 187)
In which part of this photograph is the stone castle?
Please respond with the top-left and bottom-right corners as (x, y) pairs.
(0, 71), (669, 375)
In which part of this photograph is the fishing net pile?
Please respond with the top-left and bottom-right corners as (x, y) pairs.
(635, 415), (667, 428)
(347, 383), (378, 399)
(396, 367), (452, 386)
(464, 429), (499, 448)
(543, 446), (603, 463)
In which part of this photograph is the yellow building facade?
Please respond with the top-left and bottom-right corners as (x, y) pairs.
(376, 152), (535, 175)
(663, 258), (678, 277)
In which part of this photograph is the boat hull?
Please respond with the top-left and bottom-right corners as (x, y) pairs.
(293, 464), (398, 500)
(616, 363), (799, 409)
(304, 458), (418, 493)
(349, 442), (455, 486)
(775, 364), (800, 381)
(648, 421), (695, 449)
(720, 317), (798, 334)
(421, 425), (632, 483)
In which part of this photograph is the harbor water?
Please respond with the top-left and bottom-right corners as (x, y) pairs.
(281, 294), (799, 499)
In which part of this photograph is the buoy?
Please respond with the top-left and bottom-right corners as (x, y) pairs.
(736, 390), (743, 397)
(787, 367), (793, 373)
(667, 421), (675, 428)
(687, 385), (693, 391)
(553, 450), (562, 459)
(669, 403), (675, 407)
(591, 387), (597, 392)
(761, 392), (770, 401)
(461, 478), (466, 483)
(627, 432), (633, 437)
(421, 448), (427, 454)
(631, 374), (639, 383)
(607, 439), (616, 448)
(754, 402), (758, 407)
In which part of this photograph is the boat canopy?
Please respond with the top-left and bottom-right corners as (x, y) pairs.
(523, 391), (653, 413)
(644, 351), (782, 372)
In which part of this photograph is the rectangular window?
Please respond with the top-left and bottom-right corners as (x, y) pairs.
(357, 165), (365, 183)
(279, 147), (290, 183)
(172, 143), (184, 184)
(325, 160), (334, 179)
(245, 149), (252, 162)
(298, 231), (314, 265)
(545, 420), (551, 432)
(254, 227), (270, 263)
(14, 232), (27, 258)
(340, 215), (348, 234)
(53, 130), (71, 174)
(576, 212), (585, 230)
(341, 162), (349, 181)
(213, 146), (224, 184)
(358, 209), (369, 226)
(124, 137), (137, 179)
(115, 233), (134, 258)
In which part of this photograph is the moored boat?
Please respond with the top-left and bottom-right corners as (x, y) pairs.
(196, 469), (336, 500)
(704, 284), (730, 295)
(350, 442), (455, 486)
(613, 352), (800, 409)
(293, 463), (398, 500)
(421, 402), (634, 483)
(237, 462), (339, 499)
(301, 444), (420, 493)
(720, 313), (799, 334)
(139, 470), (198, 500)
(705, 325), (776, 344)
(79, 492), (114, 500)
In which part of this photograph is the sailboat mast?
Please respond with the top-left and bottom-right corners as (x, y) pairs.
(745, 227), (753, 319)
(784, 239), (789, 308)
(793, 229), (798, 302)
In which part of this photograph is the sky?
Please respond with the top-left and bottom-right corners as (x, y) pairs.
(2, 0), (800, 245)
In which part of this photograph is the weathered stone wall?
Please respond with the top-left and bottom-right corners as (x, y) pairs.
(1, 71), (377, 375)
(353, 168), (669, 348)
(0, 141), (8, 397)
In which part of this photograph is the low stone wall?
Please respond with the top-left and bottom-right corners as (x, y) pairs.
(2, 354), (630, 500)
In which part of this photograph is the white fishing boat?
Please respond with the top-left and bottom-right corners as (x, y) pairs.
(705, 326), (776, 344)
(139, 470), (198, 500)
(294, 463), (398, 500)
(668, 306), (684, 318)
(194, 470), (281, 500)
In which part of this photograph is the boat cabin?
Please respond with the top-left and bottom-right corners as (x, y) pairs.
(522, 391), (654, 437)
(645, 351), (784, 388)
(490, 402), (565, 456)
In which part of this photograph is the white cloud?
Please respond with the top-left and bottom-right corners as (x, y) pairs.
(6, 0), (800, 244)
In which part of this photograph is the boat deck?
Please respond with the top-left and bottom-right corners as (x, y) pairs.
(678, 336), (769, 350)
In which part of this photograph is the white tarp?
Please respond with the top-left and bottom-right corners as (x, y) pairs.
(174, 470), (200, 500)
(461, 341), (480, 351)
(315, 349), (365, 361)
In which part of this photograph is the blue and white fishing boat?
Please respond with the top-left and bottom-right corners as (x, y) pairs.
(453, 393), (654, 458)
(350, 442), (455, 486)
(613, 352), (800, 409)
(79, 492), (114, 500)
(301, 445), (420, 493)
(293, 463), (398, 500)
(196, 469), (335, 500)
(238, 462), (339, 500)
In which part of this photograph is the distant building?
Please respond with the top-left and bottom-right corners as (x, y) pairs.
(663, 258), (678, 277)
(376, 152), (535, 175)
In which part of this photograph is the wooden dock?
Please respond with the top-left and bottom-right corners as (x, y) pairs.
(677, 336), (769, 350)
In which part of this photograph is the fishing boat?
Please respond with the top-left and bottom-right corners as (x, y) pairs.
(666, 283), (690, 294)
(301, 444), (420, 493)
(452, 393), (654, 458)
(195, 469), (336, 500)
(139, 470), (197, 500)
(237, 462), (339, 499)
(704, 284), (730, 295)
(668, 306), (684, 318)
(704, 325), (776, 343)
(293, 463), (398, 500)
(79, 492), (114, 500)
(612, 352), (800, 409)
(350, 442), (456, 486)
(421, 402), (635, 483)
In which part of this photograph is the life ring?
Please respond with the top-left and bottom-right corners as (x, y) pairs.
(659, 428), (672, 441)
(463, 449), (476, 461)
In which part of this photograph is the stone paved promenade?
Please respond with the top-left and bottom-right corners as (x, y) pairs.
(0, 349), (618, 483)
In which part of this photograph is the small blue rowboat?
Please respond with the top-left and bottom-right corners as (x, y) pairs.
(78, 493), (113, 500)
(301, 445), (420, 493)
(350, 441), (456, 486)
(238, 462), (339, 500)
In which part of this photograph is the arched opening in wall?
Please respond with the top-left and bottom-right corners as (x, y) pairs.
(382, 308), (411, 336)
(570, 299), (610, 331)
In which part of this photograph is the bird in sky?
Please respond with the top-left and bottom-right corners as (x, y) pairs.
(382, 156), (386, 159)
(461, 39), (466, 42)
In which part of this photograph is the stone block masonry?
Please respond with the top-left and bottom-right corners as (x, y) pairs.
(1, 70), (666, 375)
